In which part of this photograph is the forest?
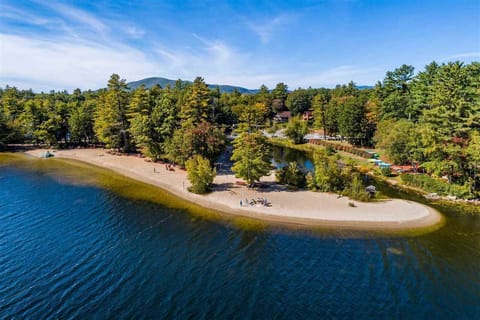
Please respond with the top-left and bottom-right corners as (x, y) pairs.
(1, 61), (479, 197)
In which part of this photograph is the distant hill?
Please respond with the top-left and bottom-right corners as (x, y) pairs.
(357, 85), (374, 90)
(127, 77), (258, 94)
(127, 77), (374, 93)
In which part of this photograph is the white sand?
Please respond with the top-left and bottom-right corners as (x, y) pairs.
(25, 148), (443, 230)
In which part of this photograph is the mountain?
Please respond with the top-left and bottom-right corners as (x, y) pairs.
(357, 85), (374, 90)
(127, 77), (258, 94)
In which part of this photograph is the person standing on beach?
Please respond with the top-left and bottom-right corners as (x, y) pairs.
(240, 200), (243, 207)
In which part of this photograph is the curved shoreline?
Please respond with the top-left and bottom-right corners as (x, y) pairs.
(24, 148), (443, 231)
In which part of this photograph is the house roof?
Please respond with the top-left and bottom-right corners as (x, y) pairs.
(275, 111), (292, 118)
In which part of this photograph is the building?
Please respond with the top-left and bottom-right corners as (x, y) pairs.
(302, 110), (314, 122)
(273, 111), (292, 122)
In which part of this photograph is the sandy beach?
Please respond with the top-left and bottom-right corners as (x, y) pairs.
(25, 148), (443, 230)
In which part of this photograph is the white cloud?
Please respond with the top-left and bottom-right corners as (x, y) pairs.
(287, 65), (380, 88)
(0, 33), (161, 91)
(36, 1), (109, 36)
(245, 14), (291, 44)
(441, 52), (480, 61)
(123, 25), (145, 39)
(0, 32), (378, 91)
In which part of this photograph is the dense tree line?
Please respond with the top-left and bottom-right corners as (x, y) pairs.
(374, 62), (480, 195)
(1, 60), (479, 195)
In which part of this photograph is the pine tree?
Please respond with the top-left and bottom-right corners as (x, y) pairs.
(94, 74), (132, 152)
(179, 77), (211, 128)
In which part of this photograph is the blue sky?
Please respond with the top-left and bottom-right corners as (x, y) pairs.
(0, 0), (479, 92)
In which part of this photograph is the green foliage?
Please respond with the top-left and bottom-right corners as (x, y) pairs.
(179, 77), (212, 128)
(337, 93), (374, 146)
(232, 102), (267, 133)
(285, 116), (308, 144)
(271, 82), (288, 101)
(346, 174), (370, 201)
(374, 119), (418, 164)
(69, 98), (95, 145)
(94, 74), (132, 152)
(380, 166), (393, 177)
(312, 90), (330, 134)
(325, 144), (336, 156)
(0, 107), (9, 148)
(275, 162), (306, 189)
(231, 131), (271, 187)
(167, 121), (225, 166)
(129, 87), (178, 160)
(376, 64), (415, 120)
(1, 61), (479, 199)
(307, 150), (370, 201)
(311, 149), (344, 192)
(285, 88), (313, 115)
(401, 174), (474, 198)
(185, 155), (216, 194)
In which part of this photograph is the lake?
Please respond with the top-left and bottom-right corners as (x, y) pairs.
(0, 154), (479, 319)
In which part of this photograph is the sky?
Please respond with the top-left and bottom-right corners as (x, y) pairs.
(0, 0), (479, 92)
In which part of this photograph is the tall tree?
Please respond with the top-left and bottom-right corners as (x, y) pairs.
(286, 88), (313, 115)
(130, 87), (178, 160)
(167, 121), (225, 166)
(337, 94), (373, 146)
(285, 116), (308, 144)
(69, 98), (95, 146)
(232, 102), (268, 132)
(377, 64), (415, 120)
(179, 77), (212, 128)
(231, 131), (271, 187)
(94, 74), (132, 152)
(312, 90), (330, 136)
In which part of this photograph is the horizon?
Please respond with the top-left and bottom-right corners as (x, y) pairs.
(0, 0), (479, 92)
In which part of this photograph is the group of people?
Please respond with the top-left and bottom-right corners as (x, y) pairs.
(153, 163), (175, 173)
(240, 197), (271, 207)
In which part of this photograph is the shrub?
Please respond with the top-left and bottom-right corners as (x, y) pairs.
(344, 174), (370, 202)
(400, 173), (475, 198)
(185, 155), (216, 194)
(276, 162), (306, 189)
(380, 167), (393, 177)
(325, 144), (336, 156)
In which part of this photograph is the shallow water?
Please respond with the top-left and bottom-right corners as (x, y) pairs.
(0, 155), (479, 319)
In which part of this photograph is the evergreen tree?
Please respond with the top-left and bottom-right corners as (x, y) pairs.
(94, 74), (132, 152)
(285, 88), (313, 115)
(377, 64), (415, 120)
(69, 98), (95, 146)
(231, 131), (271, 187)
(179, 77), (212, 128)
(312, 90), (330, 136)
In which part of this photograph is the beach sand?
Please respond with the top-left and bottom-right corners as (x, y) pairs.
(25, 148), (443, 230)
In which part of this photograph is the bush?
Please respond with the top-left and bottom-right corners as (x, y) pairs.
(401, 174), (448, 194)
(380, 167), (393, 177)
(276, 162), (306, 189)
(400, 173), (473, 198)
(185, 155), (216, 194)
(344, 174), (370, 202)
(325, 144), (336, 156)
(285, 116), (308, 144)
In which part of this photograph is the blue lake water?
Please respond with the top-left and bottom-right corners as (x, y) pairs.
(0, 156), (479, 319)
